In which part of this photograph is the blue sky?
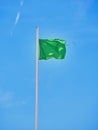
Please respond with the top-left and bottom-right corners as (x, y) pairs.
(0, 0), (98, 130)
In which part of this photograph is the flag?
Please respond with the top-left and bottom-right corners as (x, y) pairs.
(39, 39), (66, 60)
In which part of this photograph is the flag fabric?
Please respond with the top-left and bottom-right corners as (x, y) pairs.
(39, 39), (66, 60)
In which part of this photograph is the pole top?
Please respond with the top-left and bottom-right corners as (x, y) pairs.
(36, 26), (39, 30)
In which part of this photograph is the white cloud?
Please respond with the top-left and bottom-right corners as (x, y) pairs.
(15, 0), (24, 25)
(0, 90), (30, 108)
(20, 0), (24, 7)
(0, 91), (14, 107)
(14, 100), (28, 106)
(10, 0), (24, 36)
(15, 12), (20, 25)
(74, 0), (94, 20)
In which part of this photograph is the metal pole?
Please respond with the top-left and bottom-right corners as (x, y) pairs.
(35, 26), (39, 130)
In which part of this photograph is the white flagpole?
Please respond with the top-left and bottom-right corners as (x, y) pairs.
(35, 26), (39, 130)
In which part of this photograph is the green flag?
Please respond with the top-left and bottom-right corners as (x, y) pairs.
(39, 39), (66, 60)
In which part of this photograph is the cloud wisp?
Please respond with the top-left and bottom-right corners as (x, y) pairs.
(73, 0), (94, 23)
(0, 91), (14, 107)
(11, 0), (24, 36)
(14, 0), (24, 25)
(0, 90), (29, 108)
(15, 12), (21, 25)
(20, 0), (24, 7)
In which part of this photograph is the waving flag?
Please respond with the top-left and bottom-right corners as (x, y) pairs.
(39, 39), (66, 60)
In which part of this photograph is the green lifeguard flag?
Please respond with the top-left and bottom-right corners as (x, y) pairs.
(39, 39), (66, 60)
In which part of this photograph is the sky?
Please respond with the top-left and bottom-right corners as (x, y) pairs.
(0, 0), (98, 130)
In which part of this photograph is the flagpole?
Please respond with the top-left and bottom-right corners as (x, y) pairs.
(35, 26), (39, 130)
